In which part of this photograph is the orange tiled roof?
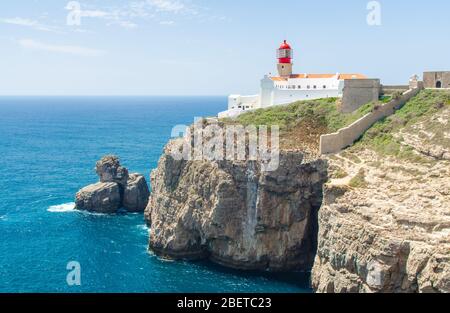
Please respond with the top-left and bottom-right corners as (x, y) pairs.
(270, 73), (367, 81)
(337, 74), (367, 79)
(271, 77), (287, 81)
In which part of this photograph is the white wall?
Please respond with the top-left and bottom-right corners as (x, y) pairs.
(223, 76), (347, 119)
(260, 76), (275, 108)
(272, 88), (340, 105)
(228, 94), (260, 110)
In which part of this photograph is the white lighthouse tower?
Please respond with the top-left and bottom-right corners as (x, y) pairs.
(277, 40), (293, 77)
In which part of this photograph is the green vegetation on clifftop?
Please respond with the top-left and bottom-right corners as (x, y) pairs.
(221, 97), (380, 152)
(354, 90), (450, 161)
(225, 98), (375, 132)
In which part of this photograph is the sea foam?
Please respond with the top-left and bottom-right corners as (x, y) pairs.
(47, 202), (76, 213)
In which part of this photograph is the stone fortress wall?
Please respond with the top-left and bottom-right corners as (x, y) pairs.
(320, 82), (424, 155)
(423, 71), (450, 89)
(380, 85), (409, 95)
(340, 79), (381, 113)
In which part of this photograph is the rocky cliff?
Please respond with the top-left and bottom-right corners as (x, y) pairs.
(145, 138), (328, 271)
(145, 90), (449, 291)
(312, 91), (450, 293)
(312, 149), (450, 293)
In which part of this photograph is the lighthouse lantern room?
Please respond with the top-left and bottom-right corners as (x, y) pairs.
(277, 40), (293, 77)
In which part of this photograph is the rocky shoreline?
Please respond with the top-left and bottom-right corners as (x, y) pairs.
(75, 92), (449, 293)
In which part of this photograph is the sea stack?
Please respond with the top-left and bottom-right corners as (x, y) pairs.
(75, 156), (150, 213)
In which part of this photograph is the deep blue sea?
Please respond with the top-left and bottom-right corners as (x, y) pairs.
(0, 96), (310, 293)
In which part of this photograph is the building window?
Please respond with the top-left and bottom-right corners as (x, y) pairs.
(307, 85), (310, 89)
(298, 85), (301, 89)
(436, 81), (442, 88)
(313, 85), (317, 89)
(323, 85), (327, 89)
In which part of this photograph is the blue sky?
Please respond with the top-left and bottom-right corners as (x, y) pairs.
(0, 0), (449, 95)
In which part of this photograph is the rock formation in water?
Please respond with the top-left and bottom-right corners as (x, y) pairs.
(75, 156), (150, 213)
(123, 173), (151, 213)
(145, 137), (328, 271)
(75, 182), (122, 214)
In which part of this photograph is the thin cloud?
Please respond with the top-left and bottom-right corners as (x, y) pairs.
(148, 0), (186, 13)
(73, 0), (218, 28)
(0, 17), (61, 33)
(18, 39), (105, 57)
(80, 10), (110, 18)
(109, 20), (139, 29)
(159, 20), (175, 25)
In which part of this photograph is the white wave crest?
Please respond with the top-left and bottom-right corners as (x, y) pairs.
(137, 224), (149, 232)
(47, 202), (76, 213)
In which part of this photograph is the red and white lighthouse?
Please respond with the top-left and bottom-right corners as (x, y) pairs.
(277, 40), (293, 77)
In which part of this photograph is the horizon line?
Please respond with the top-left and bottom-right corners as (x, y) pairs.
(0, 94), (228, 97)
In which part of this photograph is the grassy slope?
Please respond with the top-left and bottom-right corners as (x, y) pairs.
(221, 97), (377, 152)
(352, 90), (450, 162)
(220, 90), (450, 155)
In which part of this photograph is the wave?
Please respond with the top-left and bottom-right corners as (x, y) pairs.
(47, 202), (76, 213)
(137, 224), (150, 232)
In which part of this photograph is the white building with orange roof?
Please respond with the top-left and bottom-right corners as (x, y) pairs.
(219, 40), (374, 118)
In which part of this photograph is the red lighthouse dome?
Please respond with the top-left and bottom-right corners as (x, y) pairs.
(277, 40), (292, 64)
(279, 40), (291, 50)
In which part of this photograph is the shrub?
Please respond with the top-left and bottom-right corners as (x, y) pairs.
(392, 91), (403, 100)
(349, 169), (368, 188)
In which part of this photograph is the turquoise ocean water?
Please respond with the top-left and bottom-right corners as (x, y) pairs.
(0, 96), (311, 293)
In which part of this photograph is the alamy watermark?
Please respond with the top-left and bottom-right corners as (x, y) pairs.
(66, 261), (81, 286)
(66, 1), (82, 26)
(170, 118), (280, 172)
(367, 1), (382, 26)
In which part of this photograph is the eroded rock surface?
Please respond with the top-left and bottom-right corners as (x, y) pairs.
(96, 155), (129, 187)
(146, 139), (328, 271)
(75, 182), (121, 214)
(124, 173), (151, 213)
(312, 149), (450, 293)
(312, 93), (450, 293)
(75, 156), (149, 213)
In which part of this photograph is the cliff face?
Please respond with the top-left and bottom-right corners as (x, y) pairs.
(312, 103), (450, 293)
(312, 150), (450, 293)
(146, 139), (328, 271)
